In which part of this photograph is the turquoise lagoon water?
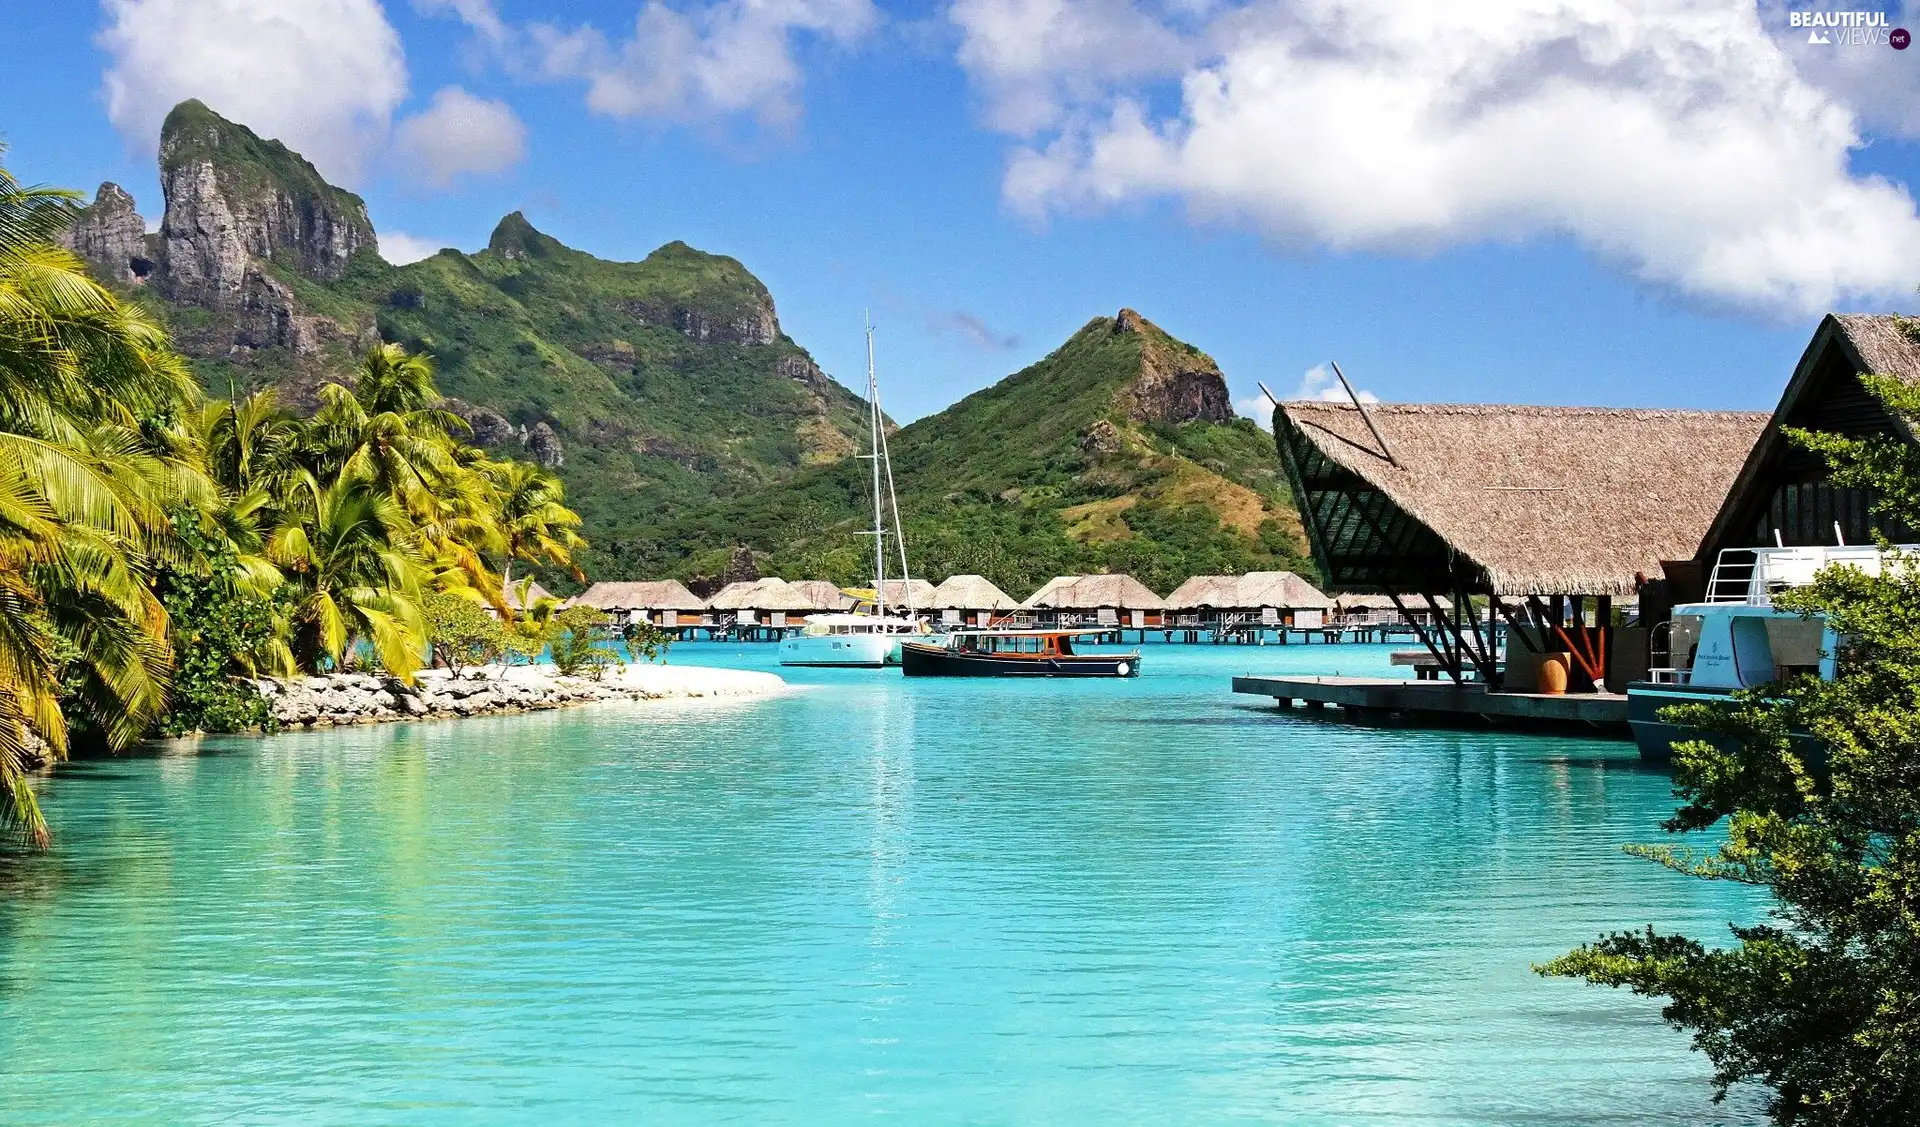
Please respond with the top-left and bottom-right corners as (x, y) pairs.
(1, 643), (1765, 1124)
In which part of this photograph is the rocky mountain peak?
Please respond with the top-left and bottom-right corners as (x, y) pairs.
(56, 182), (153, 285)
(156, 98), (375, 308)
(487, 211), (565, 261)
(1108, 308), (1234, 425)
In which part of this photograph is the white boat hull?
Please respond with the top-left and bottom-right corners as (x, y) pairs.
(778, 633), (902, 667)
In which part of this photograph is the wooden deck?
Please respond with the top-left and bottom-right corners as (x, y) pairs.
(1231, 675), (1629, 735)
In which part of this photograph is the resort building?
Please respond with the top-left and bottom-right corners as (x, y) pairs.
(926, 574), (1019, 627)
(706, 577), (817, 631)
(569, 580), (706, 627)
(1274, 400), (1768, 690)
(1680, 314), (1920, 599)
(788, 580), (856, 614)
(496, 579), (553, 619)
(1331, 593), (1452, 629)
(1021, 574), (1167, 629)
(1165, 572), (1333, 632)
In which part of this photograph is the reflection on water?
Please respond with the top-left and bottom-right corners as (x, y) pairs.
(0, 644), (1764, 1124)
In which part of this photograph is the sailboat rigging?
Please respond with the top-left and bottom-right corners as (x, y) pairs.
(778, 318), (923, 667)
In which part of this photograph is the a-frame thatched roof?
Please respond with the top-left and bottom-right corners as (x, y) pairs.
(706, 577), (816, 611)
(570, 579), (705, 611)
(928, 574), (1018, 610)
(1022, 574), (1166, 610)
(787, 580), (855, 611)
(1165, 572), (1332, 610)
(1695, 314), (1920, 563)
(1276, 401), (1769, 597)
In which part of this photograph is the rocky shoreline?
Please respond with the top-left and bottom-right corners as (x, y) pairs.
(247, 664), (785, 730)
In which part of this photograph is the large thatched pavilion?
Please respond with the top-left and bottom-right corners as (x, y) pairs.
(1274, 401), (1768, 687)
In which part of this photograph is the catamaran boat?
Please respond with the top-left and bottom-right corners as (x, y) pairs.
(779, 320), (924, 668)
(1628, 542), (1911, 762)
(778, 613), (924, 667)
(900, 629), (1141, 678)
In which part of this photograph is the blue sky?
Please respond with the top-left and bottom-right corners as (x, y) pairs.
(4, 1), (1920, 423)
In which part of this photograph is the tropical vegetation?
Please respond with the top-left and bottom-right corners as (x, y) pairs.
(0, 152), (585, 848)
(1541, 375), (1920, 1125)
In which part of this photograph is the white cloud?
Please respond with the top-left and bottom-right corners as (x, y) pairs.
(394, 86), (527, 186)
(430, 0), (880, 129)
(1293, 364), (1378, 404)
(378, 230), (449, 264)
(1233, 392), (1274, 429)
(99, 0), (409, 184)
(960, 0), (1920, 317)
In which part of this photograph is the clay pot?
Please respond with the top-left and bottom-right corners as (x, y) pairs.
(1537, 653), (1570, 695)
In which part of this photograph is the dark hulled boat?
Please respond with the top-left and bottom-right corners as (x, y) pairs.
(900, 629), (1141, 678)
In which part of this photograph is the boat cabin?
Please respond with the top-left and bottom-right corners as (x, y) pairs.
(950, 629), (1091, 656)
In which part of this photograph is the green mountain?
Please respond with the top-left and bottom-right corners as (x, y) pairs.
(633, 310), (1310, 596)
(54, 101), (1305, 594)
(58, 100), (872, 575)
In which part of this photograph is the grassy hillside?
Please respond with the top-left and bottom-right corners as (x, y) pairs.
(611, 311), (1311, 596)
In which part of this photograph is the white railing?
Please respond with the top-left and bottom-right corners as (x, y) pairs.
(1706, 544), (1920, 606)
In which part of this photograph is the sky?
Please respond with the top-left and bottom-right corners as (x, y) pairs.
(3, 0), (1920, 424)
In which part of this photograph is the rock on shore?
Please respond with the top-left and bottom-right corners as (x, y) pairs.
(248, 664), (785, 729)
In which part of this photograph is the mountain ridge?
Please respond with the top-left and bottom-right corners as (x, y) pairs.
(55, 100), (875, 575)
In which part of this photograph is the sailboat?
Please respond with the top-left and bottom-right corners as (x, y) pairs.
(779, 320), (924, 667)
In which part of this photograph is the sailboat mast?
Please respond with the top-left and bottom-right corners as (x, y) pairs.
(870, 368), (914, 626)
(866, 316), (888, 618)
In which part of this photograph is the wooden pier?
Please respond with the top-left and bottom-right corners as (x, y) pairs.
(1232, 675), (1629, 735)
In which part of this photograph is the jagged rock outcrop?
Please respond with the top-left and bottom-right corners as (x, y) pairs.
(524, 421), (564, 468)
(444, 399), (518, 446)
(156, 99), (375, 309)
(1110, 308), (1233, 425)
(1080, 419), (1123, 456)
(722, 546), (760, 585)
(57, 183), (154, 285)
(777, 353), (831, 396)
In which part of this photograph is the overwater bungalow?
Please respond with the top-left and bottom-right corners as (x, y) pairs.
(927, 574), (1019, 628)
(1165, 572), (1333, 636)
(706, 577), (817, 635)
(495, 579), (553, 619)
(788, 580), (856, 614)
(1331, 593), (1451, 629)
(847, 578), (937, 616)
(569, 580), (706, 628)
(1021, 574), (1167, 630)
(1271, 400), (1767, 691)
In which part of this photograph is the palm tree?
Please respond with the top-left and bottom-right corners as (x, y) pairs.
(267, 472), (427, 683)
(489, 459), (585, 587)
(1, 152), (203, 846)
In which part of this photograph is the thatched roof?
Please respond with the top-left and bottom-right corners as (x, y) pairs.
(875, 578), (937, 607)
(787, 580), (855, 611)
(1165, 571), (1332, 610)
(1333, 593), (1452, 611)
(706, 577), (816, 611)
(1022, 574), (1167, 610)
(504, 580), (554, 611)
(928, 574), (1018, 610)
(1277, 402), (1769, 597)
(570, 579), (704, 611)
(1697, 314), (1920, 561)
